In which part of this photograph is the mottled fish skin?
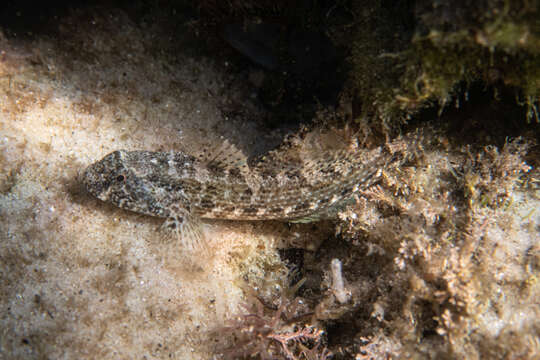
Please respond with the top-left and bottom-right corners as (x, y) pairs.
(82, 146), (390, 223)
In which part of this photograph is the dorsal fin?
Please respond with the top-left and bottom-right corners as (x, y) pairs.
(195, 139), (262, 193)
(196, 139), (249, 172)
(253, 125), (361, 184)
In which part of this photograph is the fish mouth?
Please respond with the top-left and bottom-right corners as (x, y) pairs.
(81, 161), (109, 200)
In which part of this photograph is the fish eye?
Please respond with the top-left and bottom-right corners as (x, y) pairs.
(116, 174), (126, 182)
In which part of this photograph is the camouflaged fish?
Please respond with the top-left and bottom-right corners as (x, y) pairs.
(82, 135), (398, 249)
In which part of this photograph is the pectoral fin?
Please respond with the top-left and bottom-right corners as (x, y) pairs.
(162, 207), (206, 252)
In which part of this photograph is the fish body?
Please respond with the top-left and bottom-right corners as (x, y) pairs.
(82, 138), (395, 247)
